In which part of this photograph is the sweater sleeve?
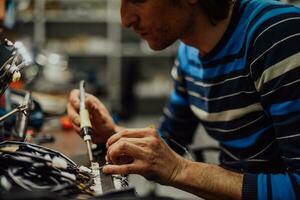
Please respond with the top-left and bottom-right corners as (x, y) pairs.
(243, 172), (300, 200)
(244, 12), (300, 200)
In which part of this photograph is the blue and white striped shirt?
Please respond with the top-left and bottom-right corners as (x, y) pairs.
(159, 0), (300, 199)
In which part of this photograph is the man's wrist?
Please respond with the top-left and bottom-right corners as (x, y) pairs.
(168, 156), (191, 186)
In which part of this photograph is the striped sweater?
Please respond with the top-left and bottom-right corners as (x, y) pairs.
(158, 0), (300, 199)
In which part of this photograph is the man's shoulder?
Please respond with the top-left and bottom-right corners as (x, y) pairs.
(241, 0), (300, 22)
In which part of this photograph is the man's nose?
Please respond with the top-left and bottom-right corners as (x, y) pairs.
(120, 3), (138, 28)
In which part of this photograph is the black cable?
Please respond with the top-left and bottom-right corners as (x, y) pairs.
(0, 141), (94, 198)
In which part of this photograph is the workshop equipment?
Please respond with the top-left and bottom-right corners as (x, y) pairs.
(79, 80), (104, 194)
(15, 92), (31, 140)
(79, 80), (94, 164)
(78, 80), (130, 196)
(0, 103), (27, 122)
(0, 39), (30, 97)
(0, 141), (134, 199)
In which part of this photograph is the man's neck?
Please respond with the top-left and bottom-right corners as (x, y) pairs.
(181, 2), (236, 56)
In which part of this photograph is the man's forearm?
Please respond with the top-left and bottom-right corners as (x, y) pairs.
(170, 160), (243, 200)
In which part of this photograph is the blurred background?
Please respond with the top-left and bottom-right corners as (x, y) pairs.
(7, 0), (177, 118)
(1, 0), (299, 199)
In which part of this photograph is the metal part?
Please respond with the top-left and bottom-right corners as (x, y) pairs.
(15, 92), (32, 141)
(0, 104), (28, 123)
(77, 81), (131, 195)
(90, 162), (102, 195)
(0, 39), (31, 97)
(79, 80), (94, 164)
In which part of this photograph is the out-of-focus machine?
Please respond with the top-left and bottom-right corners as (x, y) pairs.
(0, 38), (32, 141)
(0, 39), (30, 97)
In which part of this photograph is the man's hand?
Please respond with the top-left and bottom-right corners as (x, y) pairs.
(67, 89), (117, 144)
(103, 127), (243, 200)
(103, 127), (187, 185)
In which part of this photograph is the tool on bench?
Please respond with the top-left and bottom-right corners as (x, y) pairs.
(79, 80), (130, 195)
(79, 80), (94, 164)
(79, 80), (103, 194)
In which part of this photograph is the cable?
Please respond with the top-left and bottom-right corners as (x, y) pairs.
(0, 141), (94, 197)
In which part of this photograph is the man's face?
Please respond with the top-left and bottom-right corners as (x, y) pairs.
(121, 0), (194, 50)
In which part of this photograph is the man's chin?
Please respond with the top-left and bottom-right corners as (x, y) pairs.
(147, 41), (172, 51)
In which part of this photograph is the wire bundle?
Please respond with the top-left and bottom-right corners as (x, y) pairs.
(0, 141), (94, 198)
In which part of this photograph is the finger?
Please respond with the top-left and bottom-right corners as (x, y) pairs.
(85, 94), (107, 111)
(69, 89), (80, 109)
(102, 163), (137, 175)
(106, 128), (154, 148)
(70, 89), (99, 111)
(71, 122), (80, 133)
(108, 137), (152, 149)
(107, 154), (133, 165)
(87, 102), (106, 123)
(107, 140), (144, 164)
(116, 155), (133, 165)
(67, 103), (80, 126)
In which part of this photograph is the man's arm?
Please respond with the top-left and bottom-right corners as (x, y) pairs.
(166, 159), (300, 200)
(103, 126), (243, 200)
(104, 127), (300, 200)
(170, 160), (243, 200)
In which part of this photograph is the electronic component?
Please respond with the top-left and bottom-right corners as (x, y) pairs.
(78, 81), (130, 196)
(0, 141), (132, 199)
(0, 141), (94, 198)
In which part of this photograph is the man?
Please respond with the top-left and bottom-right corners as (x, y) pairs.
(68, 0), (300, 199)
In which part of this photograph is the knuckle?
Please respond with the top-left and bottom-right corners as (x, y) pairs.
(148, 128), (157, 137)
(118, 137), (126, 143)
(118, 140), (127, 150)
(107, 149), (115, 161)
(149, 137), (160, 149)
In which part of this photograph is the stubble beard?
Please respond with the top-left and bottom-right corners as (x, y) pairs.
(146, 24), (179, 51)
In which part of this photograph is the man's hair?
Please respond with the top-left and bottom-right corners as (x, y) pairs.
(198, 0), (233, 25)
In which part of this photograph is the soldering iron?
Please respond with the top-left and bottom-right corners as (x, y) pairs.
(79, 80), (94, 163)
(79, 80), (104, 195)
